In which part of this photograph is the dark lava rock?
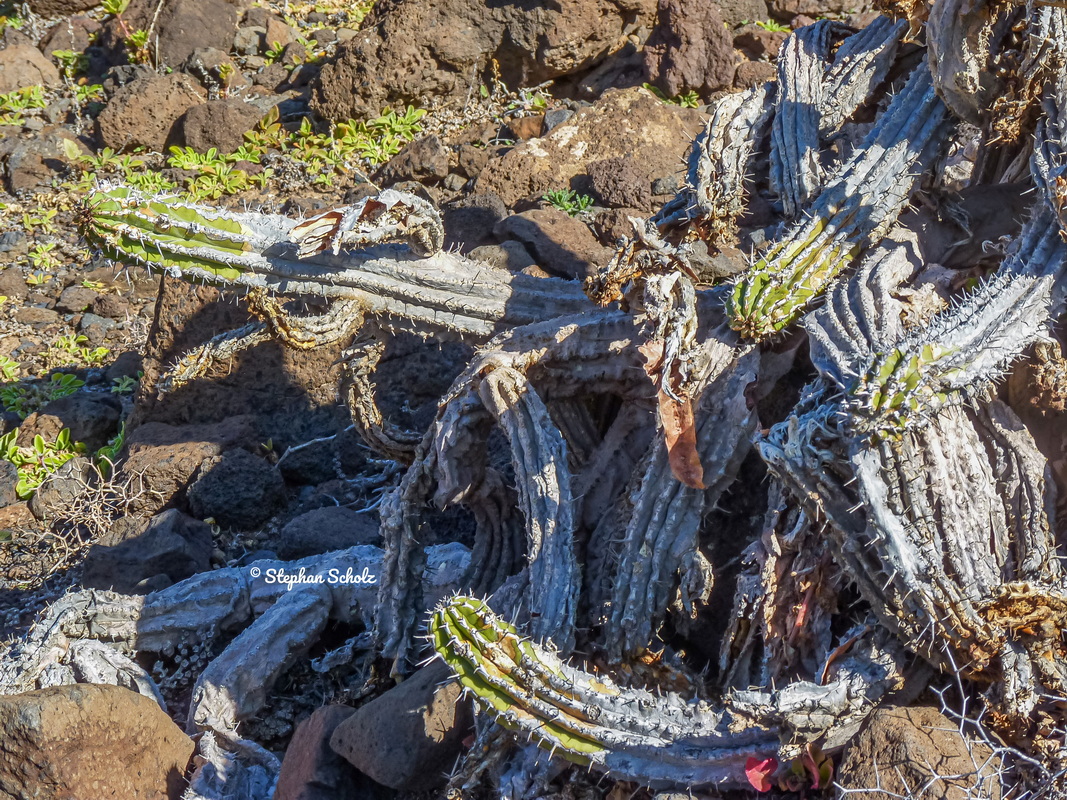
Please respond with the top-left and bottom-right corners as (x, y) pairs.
(504, 114), (544, 141)
(278, 506), (380, 559)
(594, 206), (646, 246)
(95, 72), (205, 152)
(81, 508), (214, 594)
(542, 107), (575, 133)
(133, 276), (347, 429)
(442, 192), (507, 251)
(180, 47), (249, 94)
(275, 705), (391, 800)
(0, 34), (61, 94)
(39, 15), (102, 55)
(55, 286), (99, 314)
(311, 0), (658, 121)
(735, 60), (778, 89)
(28, 456), (92, 521)
(167, 98), (264, 154)
(0, 460), (18, 509)
(119, 416), (261, 515)
(495, 208), (611, 281)
(330, 661), (473, 792)
(375, 134), (450, 185)
(18, 392), (122, 452)
(104, 350), (144, 382)
(643, 0), (737, 97)
(187, 448), (286, 529)
(475, 87), (703, 208)
(0, 684), (194, 800)
(91, 293), (131, 320)
(716, 0), (770, 26)
(276, 436), (339, 487)
(836, 705), (1002, 799)
(4, 126), (89, 194)
(587, 155), (653, 210)
(734, 25), (789, 60)
(12, 306), (60, 326)
(28, 0), (99, 15)
(468, 241), (538, 273)
(98, 0), (240, 69)
(770, 0), (856, 18)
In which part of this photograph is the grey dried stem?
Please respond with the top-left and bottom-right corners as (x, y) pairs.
(3, 4), (1067, 799)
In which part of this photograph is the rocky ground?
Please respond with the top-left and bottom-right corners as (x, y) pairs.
(0, 0), (1021, 798)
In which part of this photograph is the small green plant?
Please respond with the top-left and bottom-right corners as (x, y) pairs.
(1, 372), (84, 419)
(186, 163), (250, 200)
(0, 356), (19, 382)
(125, 169), (178, 193)
(755, 19), (790, 32)
(166, 146), (226, 170)
(217, 61), (238, 91)
(110, 372), (141, 394)
(46, 335), (109, 369)
(641, 83), (701, 108)
(96, 421), (126, 475)
(672, 90), (701, 108)
(103, 0), (151, 64)
(248, 167), (274, 189)
(51, 49), (89, 81)
(0, 428), (86, 499)
(507, 88), (550, 115)
(125, 29), (150, 61)
(542, 188), (594, 216)
(71, 144), (114, 171)
(0, 0), (24, 33)
(27, 242), (60, 271)
(73, 83), (105, 105)
(263, 40), (286, 65)
(22, 208), (58, 237)
(0, 85), (47, 126)
(25, 272), (47, 287)
(243, 105), (287, 151)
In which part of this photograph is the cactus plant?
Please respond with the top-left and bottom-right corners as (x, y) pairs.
(35, 5), (1067, 797)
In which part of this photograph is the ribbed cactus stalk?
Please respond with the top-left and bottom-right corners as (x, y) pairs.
(817, 76), (1067, 438)
(431, 595), (909, 788)
(431, 594), (778, 787)
(727, 64), (949, 339)
(844, 213), (1066, 437)
(81, 186), (592, 340)
(759, 94), (1067, 729)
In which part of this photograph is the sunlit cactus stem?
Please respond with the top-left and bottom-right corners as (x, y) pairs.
(80, 185), (592, 341)
(727, 64), (949, 339)
(430, 595), (780, 788)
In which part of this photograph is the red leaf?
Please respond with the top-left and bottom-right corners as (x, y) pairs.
(802, 743), (833, 789)
(745, 756), (778, 793)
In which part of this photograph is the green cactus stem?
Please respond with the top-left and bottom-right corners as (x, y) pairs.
(431, 594), (779, 788)
(727, 64), (949, 340)
(80, 185), (592, 341)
